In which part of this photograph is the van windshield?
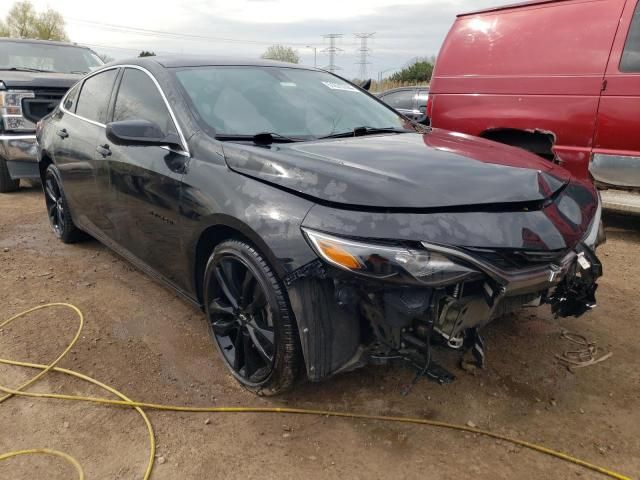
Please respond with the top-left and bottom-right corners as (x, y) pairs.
(0, 41), (103, 74)
(174, 66), (413, 139)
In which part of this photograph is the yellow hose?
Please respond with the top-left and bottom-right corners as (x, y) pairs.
(0, 303), (633, 480)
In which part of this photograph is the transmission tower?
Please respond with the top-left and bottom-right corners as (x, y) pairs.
(354, 32), (375, 80)
(322, 34), (343, 72)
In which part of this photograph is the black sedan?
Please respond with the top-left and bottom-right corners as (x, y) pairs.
(36, 57), (604, 395)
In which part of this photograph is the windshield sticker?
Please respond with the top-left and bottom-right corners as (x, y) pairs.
(322, 81), (358, 92)
(280, 82), (297, 87)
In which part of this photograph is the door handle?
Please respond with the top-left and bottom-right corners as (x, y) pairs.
(96, 144), (111, 157)
(57, 128), (69, 139)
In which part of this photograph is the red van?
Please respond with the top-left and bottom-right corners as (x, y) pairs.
(429, 0), (640, 213)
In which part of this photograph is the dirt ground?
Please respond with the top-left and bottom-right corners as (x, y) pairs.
(1, 185), (638, 480)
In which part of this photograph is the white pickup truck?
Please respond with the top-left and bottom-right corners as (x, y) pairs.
(0, 38), (103, 192)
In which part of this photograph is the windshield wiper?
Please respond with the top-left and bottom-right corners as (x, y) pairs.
(215, 132), (306, 144)
(0, 67), (55, 73)
(319, 126), (409, 139)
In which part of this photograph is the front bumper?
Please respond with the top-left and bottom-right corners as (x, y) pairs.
(0, 134), (39, 179)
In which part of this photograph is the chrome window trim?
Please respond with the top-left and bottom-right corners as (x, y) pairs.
(59, 64), (191, 157)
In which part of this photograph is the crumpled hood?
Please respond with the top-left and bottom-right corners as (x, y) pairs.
(223, 128), (571, 210)
(0, 71), (82, 89)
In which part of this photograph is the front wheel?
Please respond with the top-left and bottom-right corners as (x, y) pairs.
(203, 239), (302, 395)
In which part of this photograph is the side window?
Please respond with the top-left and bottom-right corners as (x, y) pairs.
(382, 90), (414, 110)
(113, 68), (177, 135)
(75, 69), (118, 123)
(621, 2), (640, 72)
(63, 83), (80, 112)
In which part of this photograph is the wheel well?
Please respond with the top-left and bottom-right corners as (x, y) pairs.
(39, 153), (53, 183)
(194, 225), (250, 305)
(480, 128), (556, 161)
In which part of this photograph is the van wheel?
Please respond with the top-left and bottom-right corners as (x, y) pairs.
(203, 239), (301, 395)
(0, 158), (20, 193)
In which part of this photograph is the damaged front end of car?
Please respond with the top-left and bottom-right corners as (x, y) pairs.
(286, 208), (604, 385)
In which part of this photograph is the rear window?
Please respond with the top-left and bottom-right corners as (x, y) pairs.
(63, 83), (80, 112)
(620, 2), (640, 72)
(75, 69), (118, 124)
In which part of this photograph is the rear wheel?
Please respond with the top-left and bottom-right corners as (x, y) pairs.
(44, 164), (84, 243)
(203, 239), (301, 395)
(0, 158), (20, 193)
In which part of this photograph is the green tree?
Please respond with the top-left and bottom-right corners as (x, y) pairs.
(139, 51), (156, 57)
(34, 9), (68, 41)
(6, 1), (36, 38)
(389, 58), (435, 83)
(3, 1), (68, 41)
(261, 45), (299, 64)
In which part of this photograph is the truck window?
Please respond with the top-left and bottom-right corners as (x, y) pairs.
(620, 1), (640, 72)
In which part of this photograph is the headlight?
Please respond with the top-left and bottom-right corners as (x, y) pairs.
(302, 228), (480, 286)
(0, 90), (36, 132)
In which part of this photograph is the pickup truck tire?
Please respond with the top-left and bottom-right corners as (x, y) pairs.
(44, 164), (84, 243)
(0, 158), (20, 193)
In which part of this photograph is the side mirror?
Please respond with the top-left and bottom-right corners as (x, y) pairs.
(360, 79), (372, 91)
(106, 119), (181, 148)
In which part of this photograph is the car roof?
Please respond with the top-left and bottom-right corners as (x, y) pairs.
(0, 36), (93, 50)
(122, 55), (319, 70)
(458, 0), (571, 17)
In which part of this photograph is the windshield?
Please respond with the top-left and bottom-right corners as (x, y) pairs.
(0, 41), (103, 74)
(174, 66), (413, 139)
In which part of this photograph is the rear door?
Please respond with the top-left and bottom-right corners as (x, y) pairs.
(54, 67), (118, 231)
(99, 66), (190, 286)
(591, 0), (640, 189)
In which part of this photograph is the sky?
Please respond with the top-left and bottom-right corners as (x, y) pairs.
(26, 0), (506, 78)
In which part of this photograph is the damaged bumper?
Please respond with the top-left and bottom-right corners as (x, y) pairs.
(287, 230), (603, 382)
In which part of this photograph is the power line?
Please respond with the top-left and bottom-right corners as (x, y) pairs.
(67, 18), (311, 48)
(322, 34), (343, 73)
(354, 32), (375, 80)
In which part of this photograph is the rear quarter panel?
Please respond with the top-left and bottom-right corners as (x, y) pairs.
(429, 0), (627, 177)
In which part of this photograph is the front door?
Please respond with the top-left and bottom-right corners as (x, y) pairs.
(98, 66), (190, 288)
(591, 0), (640, 189)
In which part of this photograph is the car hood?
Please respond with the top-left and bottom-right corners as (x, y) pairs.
(0, 71), (82, 89)
(223, 128), (571, 210)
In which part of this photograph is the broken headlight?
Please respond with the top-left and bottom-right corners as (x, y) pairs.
(303, 228), (480, 286)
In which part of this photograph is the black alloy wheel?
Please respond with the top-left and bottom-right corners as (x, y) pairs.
(44, 164), (84, 243)
(204, 240), (301, 395)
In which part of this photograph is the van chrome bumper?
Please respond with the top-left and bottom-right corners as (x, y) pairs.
(590, 153), (640, 189)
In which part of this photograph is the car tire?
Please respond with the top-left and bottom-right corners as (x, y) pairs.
(0, 158), (20, 193)
(44, 164), (85, 243)
(203, 239), (302, 395)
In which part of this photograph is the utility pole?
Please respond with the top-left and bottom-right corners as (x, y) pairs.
(322, 34), (343, 72)
(355, 32), (375, 80)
